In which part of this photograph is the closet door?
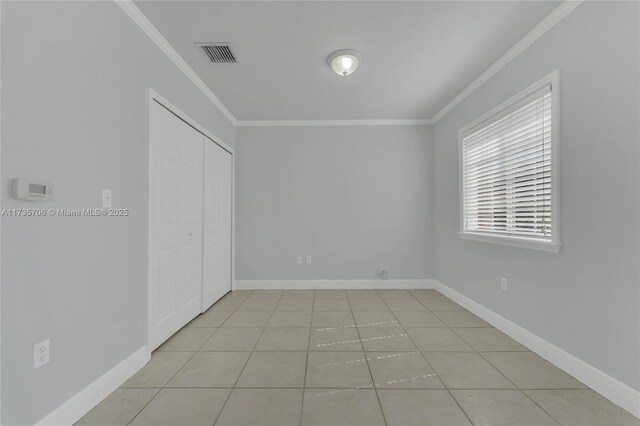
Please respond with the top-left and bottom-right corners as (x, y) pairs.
(148, 101), (204, 350)
(202, 141), (233, 310)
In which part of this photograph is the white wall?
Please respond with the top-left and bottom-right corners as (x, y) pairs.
(235, 125), (433, 280)
(432, 1), (639, 391)
(1, 2), (235, 424)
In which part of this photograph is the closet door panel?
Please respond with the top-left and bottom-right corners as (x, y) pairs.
(202, 141), (233, 310)
(177, 123), (204, 325)
(149, 101), (204, 350)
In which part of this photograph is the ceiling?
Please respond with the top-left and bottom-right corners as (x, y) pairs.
(135, 1), (561, 121)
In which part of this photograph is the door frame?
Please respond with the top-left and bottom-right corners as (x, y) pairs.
(146, 88), (235, 350)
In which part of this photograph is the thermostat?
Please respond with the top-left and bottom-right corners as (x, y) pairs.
(12, 178), (54, 201)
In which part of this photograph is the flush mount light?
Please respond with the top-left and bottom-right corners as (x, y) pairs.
(328, 49), (361, 76)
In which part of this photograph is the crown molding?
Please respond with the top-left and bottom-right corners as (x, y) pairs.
(236, 119), (432, 127)
(117, 0), (582, 128)
(115, 0), (238, 126)
(430, 0), (583, 124)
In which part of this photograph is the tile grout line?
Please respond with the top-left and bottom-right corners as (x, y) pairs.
(126, 290), (253, 426)
(119, 385), (590, 391)
(119, 289), (580, 426)
(210, 290), (262, 425)
(121, 387), (162, 426)
(431, 287), (565, 426)
(403, 289), (478, 426)
(347, 291), (389, 426)
(303, 289), (360, 426)
(212, 290), (284, 426)
(413, 289), (563, 426)
(374, 290), (476, 426)
(298, 290), (316, 426)
(475, 350), (563, 426)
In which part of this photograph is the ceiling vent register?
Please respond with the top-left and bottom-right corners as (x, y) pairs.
(199, 43), (237, 63)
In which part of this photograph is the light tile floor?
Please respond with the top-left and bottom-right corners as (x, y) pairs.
(77, 289), (639, 426)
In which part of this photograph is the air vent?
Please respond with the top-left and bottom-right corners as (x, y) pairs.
(198, 43), (237, 63)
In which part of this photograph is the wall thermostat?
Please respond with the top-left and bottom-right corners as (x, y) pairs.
(12, 178), (54, 201)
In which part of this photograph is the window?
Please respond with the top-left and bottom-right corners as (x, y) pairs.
(459, 73), (560, 252)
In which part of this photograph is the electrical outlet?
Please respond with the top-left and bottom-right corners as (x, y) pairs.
(296, 256), (302, 265)
(33, 339), (50, 369)
(102, 189), (112, 208)
(501, 277), (508, 292)
(306, 256), (312, 264)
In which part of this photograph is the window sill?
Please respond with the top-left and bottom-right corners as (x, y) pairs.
(458, 231), (561, 253)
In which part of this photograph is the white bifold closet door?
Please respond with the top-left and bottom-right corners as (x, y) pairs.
(148, 101), (204, 350)
(202, 141), (233, 310)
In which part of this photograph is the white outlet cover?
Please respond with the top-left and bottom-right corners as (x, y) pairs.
(306, 256), (312, 264)
(296, 256), (302, 265)
(33, 339), (50, 369)
(501, 278), (508, 291)
(102, 189), (112, 208)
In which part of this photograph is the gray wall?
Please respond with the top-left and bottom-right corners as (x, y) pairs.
(432, 1), (639, 391)
(3, 1), (638, 424)
(1, 2), (235, 424)
(236, 125), (433, 280)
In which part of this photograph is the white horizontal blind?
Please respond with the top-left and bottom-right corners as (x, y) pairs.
(462, 85), (552, 240)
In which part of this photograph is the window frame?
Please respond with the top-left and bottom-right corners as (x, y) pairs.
(458, 71), (561, 253)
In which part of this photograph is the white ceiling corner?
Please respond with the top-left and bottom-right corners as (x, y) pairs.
(116, 0), (238, 125)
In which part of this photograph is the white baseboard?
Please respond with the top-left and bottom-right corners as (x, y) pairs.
(433, 280), (640, 419)
(234, 279), (435, 290)
(36, 346), (150, 426)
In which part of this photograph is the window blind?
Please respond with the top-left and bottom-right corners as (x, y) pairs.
(462, 84), (552, 241)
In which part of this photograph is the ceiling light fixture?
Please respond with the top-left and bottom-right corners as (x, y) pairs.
(328, 49), (361, 76)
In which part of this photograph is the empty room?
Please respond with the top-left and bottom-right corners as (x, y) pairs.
(2, 0), (639, 425)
